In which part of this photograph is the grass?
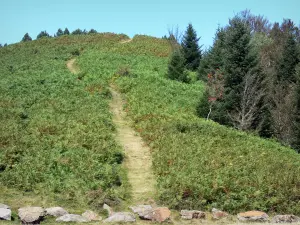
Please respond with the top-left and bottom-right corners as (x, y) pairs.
(1, 32), (300, 224)
(0, 34), (131, 214)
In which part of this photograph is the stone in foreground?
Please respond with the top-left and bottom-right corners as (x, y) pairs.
(238, 211), (269, 222)
(180, 210), (206, 220)
(18, 207), (46, 224)
(212, 208), (228, 220)
(272, 215), (300, 223)
(129, 205), (152, 214)
(0, 204), (10, 209)
(56, 214), (91, 223)
(82, 210), (102, 221)
(0, 208), (11, 221)
(142, 207), (171, 222)
(103, 212), (136, 223)
(45, 207), (68, 217)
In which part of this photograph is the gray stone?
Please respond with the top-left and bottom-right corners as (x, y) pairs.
(82, 210), (102, 221)
(272, 215), (300, 223)
(0, 208), (11, 221)
(180, 210), (206, 220)
(129, 205), (152, 214)
(45, 207), (68, 217)
(18, 207), (46, 224)
(0, 203), (10, 209)
(140, 207), (171, 222)
(129, 205), (153, 219)
(103, 212), (136, 223)
(212, 208), (228, 219)
(103, 203), (113, 216)
(56, 214), (91, 223)
(237, 211), (269, 222)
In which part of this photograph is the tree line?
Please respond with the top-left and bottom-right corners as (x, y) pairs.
(166, 10), (300, 152)
(21, 28), (98, 42)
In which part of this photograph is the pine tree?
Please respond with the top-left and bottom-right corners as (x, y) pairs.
(167, 49), (190, 83)
(37, 31), (51, 39)
(292, 64), (300, 152)
(89, 29), (97, 34)
(198, 27), (225, 81)
(181, 23), (202, 71)
(276, 34), (299, 83)
(217, 16), (262, 128)
(72, 29), (83, 35)
(22, 33), (32, 42)
(0, 44), (2, 48)
(64, 28), (70, 35)
(56, 28), (64, 37)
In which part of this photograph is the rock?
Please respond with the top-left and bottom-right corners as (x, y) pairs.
(103, 212), (136, 223)
(180, 210), (206, 220)
(45, 207), (68, 217)
(142, 207), (171, 222)
(18, 207), (46, 224)
(82, 210), (102, 221)
(56, 214), (91, 223)
(237, 211), (269, 222)
(0, 208), (11, 221)
(272, 215), (300, 223)
(129, 205), (152, 214)
(0, 203), (10, 209)
(129, 205), (153, 219)
(103, 203), (113, 216)
(212, 208), (228, 219)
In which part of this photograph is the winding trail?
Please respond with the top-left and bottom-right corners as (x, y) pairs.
(66, 59), (155, 204)
(66, 58), (79, 74)
(109, 85), (156, 204)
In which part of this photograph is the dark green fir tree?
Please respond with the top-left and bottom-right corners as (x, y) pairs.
(64, 28), (70, 35)
(167, 49), (190, 83)
(56, 28), (64, 37)
(22, 33), (32, 42)
(37, 31), (51, 39)
(181, 23), (202, 71)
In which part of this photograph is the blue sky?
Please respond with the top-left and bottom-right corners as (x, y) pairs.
(1, 0), (299, 48)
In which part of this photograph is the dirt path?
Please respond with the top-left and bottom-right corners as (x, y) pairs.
(120, 38), (133, 44)
(66, 58), (79, 74)
(109, 85), (156, 204)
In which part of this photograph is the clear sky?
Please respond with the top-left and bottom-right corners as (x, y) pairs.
(1, 0), (299, 49)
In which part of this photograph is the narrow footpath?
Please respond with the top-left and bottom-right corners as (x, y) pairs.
(109, 85), (156, 204)
(66, 58), (155, 204)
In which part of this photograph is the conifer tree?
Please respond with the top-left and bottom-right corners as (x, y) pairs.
(56, 28), (64, 37)
(198, 27), (225, 81)
(37, 31), (51, 39)
(181, 23), (202, 71)
(214, 16), (262, 127)
(276, 34), (299, 83)
(0, 44), (2, 48)
(72, 29), (83, 35)
(293, 64), (300, 151)
(64, 28), (70, 35)
(22, 33), (32, 42)
(167, 49), (190, 83)
(89, 29), (97, 34)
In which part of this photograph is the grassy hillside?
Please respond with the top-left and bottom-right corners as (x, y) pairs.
(0, 34), (131, 211)
(1, 33), (300, 216)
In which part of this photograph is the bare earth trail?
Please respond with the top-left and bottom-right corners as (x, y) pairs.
(109, 85), (156, 204)
(66, 58), (155, 204)
(66, 58), (79, 74)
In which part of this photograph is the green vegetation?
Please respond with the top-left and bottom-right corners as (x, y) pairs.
(1, 15), (300, 219)
(0, 33), (131, 211)
(181, 23), (202, 71)
(21, 33), (32, 42)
